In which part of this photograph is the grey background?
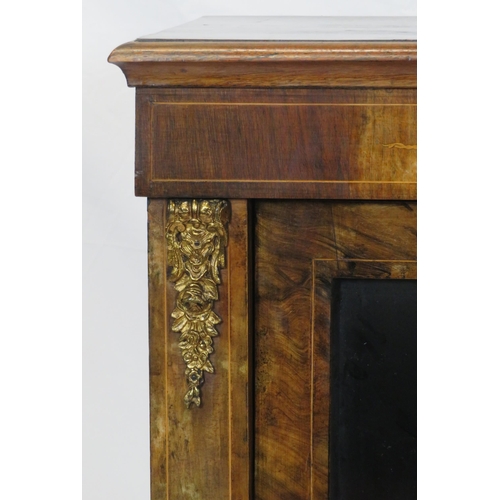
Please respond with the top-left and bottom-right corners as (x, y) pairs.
(83, 2), (416, 499)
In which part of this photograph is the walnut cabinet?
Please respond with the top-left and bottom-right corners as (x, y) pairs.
(109, 16), (417, 500)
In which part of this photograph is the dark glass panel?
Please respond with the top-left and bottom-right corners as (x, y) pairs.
(330, 279), (417, 500)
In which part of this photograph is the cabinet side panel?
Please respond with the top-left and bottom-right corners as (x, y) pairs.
(148, 199), (251, 500)
(148, 200), (168, 500)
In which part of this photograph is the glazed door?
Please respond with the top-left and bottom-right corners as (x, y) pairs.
(254, 201), (417, 500)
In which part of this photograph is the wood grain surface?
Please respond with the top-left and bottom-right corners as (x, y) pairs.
(135, 88), (416, 200)
(108, 40), (416, 88)
(114, 21), (419, 500)
(148, 199), (251, 500)
(254, 201), (416, 499)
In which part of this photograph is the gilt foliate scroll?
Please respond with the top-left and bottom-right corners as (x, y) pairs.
(165, 199), (229, 408)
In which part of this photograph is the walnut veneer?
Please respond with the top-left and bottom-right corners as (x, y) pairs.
(109, 16), (417, 500)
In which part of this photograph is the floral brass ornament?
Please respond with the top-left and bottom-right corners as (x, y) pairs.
(165, 199), (230, 408)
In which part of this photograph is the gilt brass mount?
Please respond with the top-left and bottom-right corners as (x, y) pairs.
(165, 199), (229, 408)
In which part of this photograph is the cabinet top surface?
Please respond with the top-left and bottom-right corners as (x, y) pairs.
(109, 16), (416, 89)
(138, 16), (416, 42)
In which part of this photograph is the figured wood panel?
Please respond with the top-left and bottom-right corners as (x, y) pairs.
(254, 201), (416, 499)
(150, 104), (415, 181)
(135, 89), (416, 200)
(148, 199), (251, 500)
